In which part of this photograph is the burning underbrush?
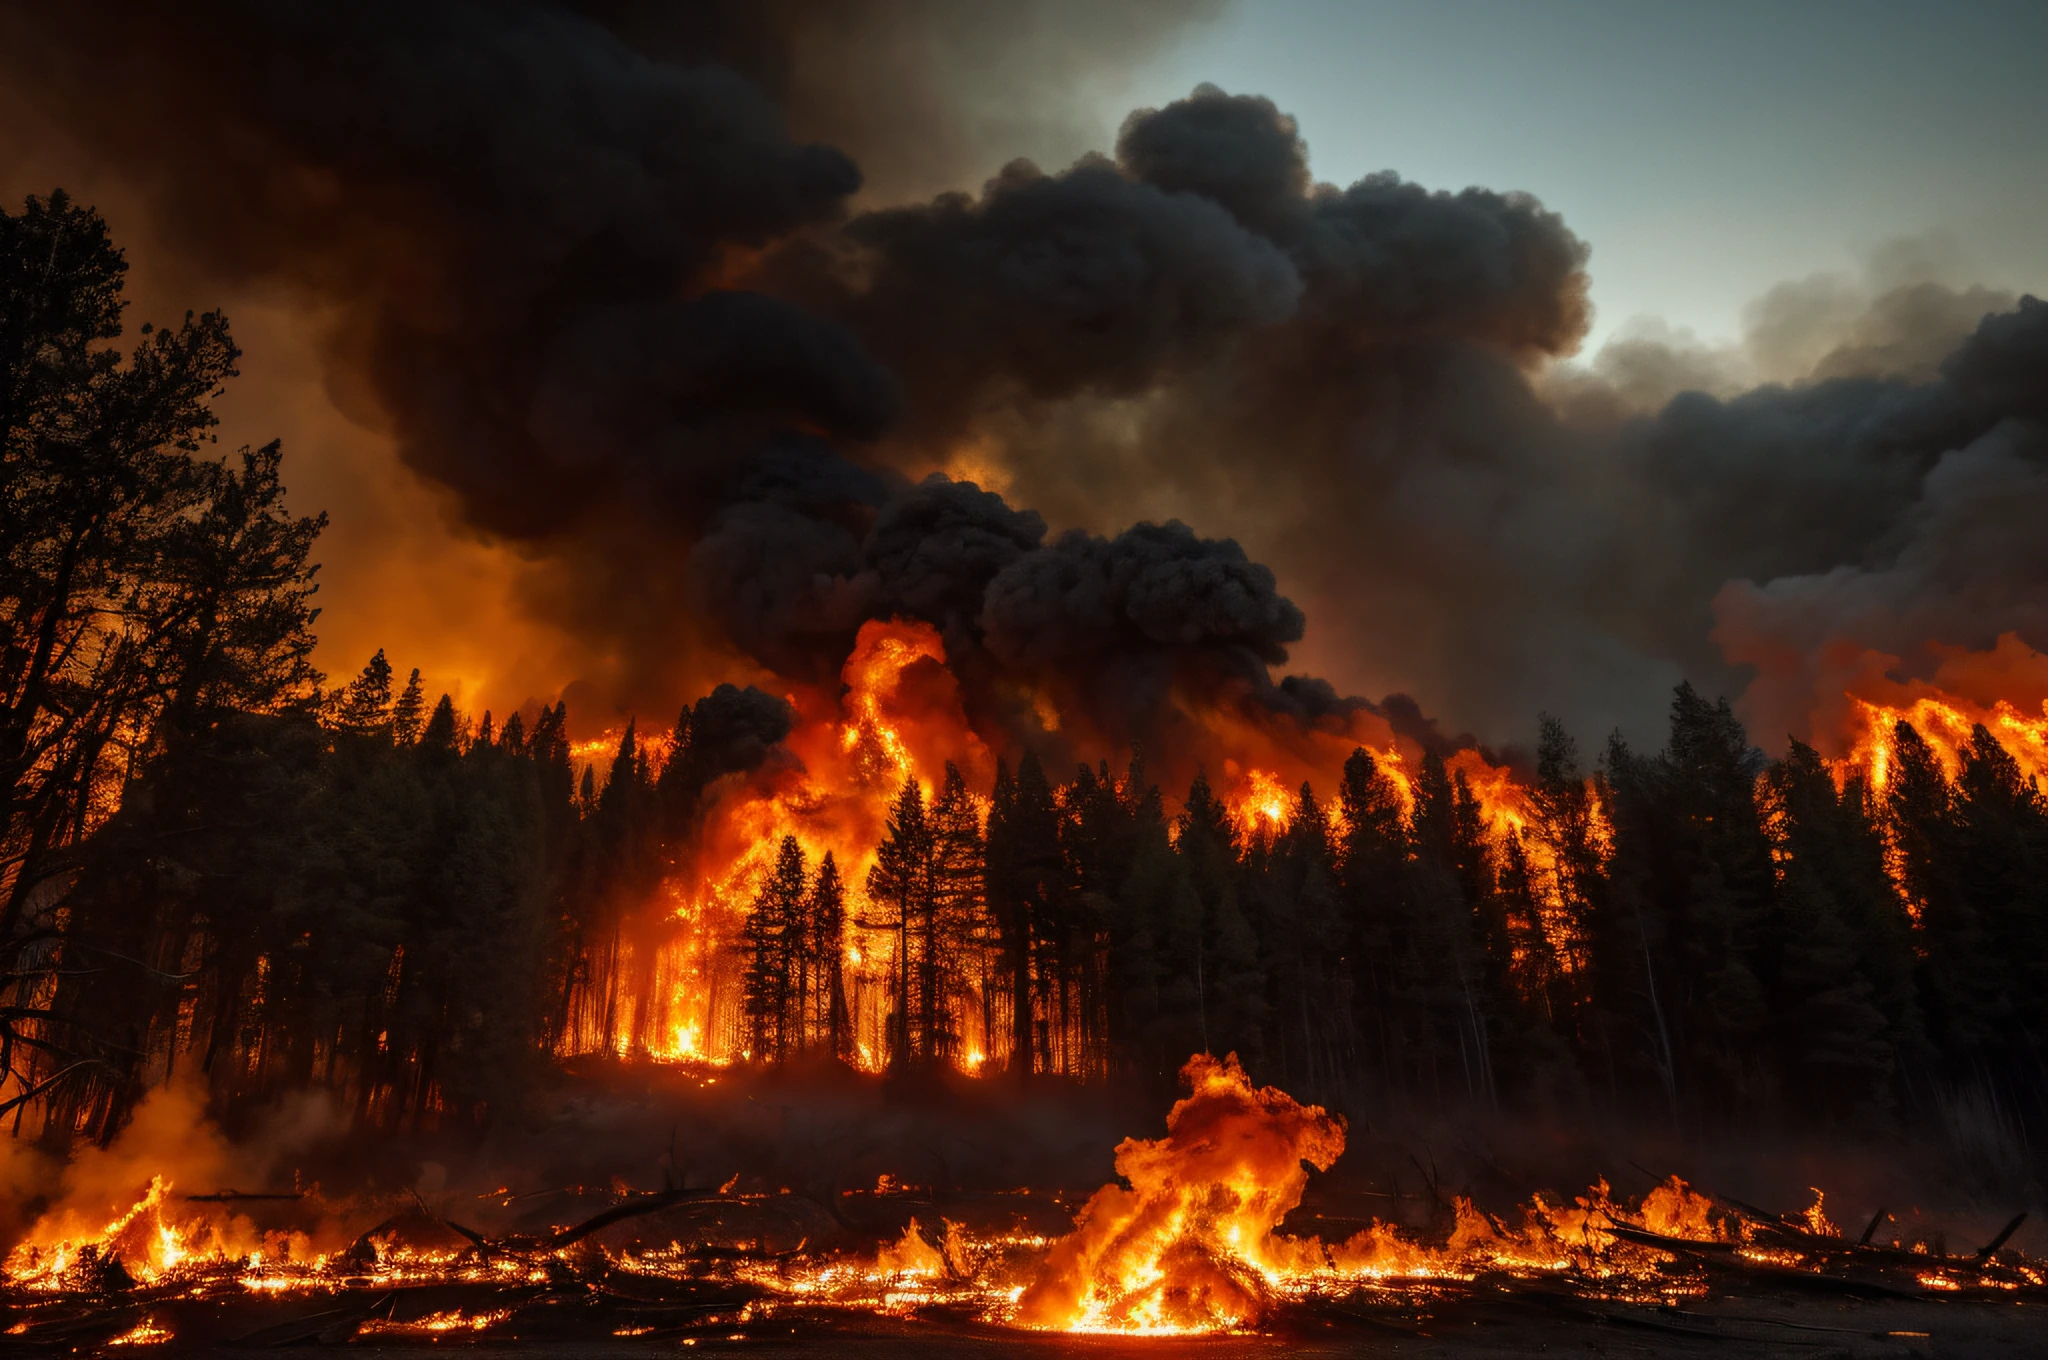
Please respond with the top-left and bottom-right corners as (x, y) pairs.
(3, 1056), (2041, 1349)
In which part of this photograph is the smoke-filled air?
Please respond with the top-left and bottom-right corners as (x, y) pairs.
(0, 0), (2044, 1349)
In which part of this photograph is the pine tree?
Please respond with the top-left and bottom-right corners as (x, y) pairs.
(1916, 723), (2048, 1084)
(1265, 782), (1348, 1094)
(1176, 771), (1264, 1069)
(653, 706), (694, 834)
(1104, 759), (1187, 1085)
(391, 668), (425, 745)
(986, 753), (1063, 1079)
(1336, 747), (1408, 1095)
(1051, 760), (1131, 1077)
(928, 763), (987, 1067)
(1405, 752), (1495, 1110)
(743, 836), (806, 1063)
(1762, 739), (1916, 1125)
(334, 650), (396, 737)
(802, 852), (850, 1061)
(419, 693), (461, 762)
(865, 776), (935, 1073)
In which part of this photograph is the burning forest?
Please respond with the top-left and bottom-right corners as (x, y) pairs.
(2, 0), (2047, 1352)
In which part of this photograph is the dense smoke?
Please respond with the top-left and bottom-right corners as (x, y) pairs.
(2, 5), (2042, 754)
(788, 82), (2048, 747)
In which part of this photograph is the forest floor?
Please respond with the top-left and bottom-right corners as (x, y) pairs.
(18, 1283), (2034, 1359)
(307, 1291), (2035, 1360)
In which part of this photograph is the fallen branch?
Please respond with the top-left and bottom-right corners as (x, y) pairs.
(545, 1187), (720, 1250)
(184, 1190), (304, 1204)
(1975, 1213), (2027, 1260)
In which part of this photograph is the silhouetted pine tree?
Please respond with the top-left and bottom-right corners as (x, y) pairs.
(866, 776), (935, 1074)
(1915, 723), (2048, 1105)
(391, 668), (425, 746)
(334, 651), (396, 737)
(1406, 753), (1495, 1111)
(742, 836), (805, 1064)
(1099, 754), (1197, 1087)
(1252, 783), (1347, 1097)
(799, 852), (850, 1061)
(1762, 738), (1919, 1125)
(1177, 771), (1264, 1069)
(986, 753), (1063, 1079)
(1336, 747), (1408, 1097)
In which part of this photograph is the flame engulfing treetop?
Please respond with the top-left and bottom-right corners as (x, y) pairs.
(1016, 1052), (1344, 1333)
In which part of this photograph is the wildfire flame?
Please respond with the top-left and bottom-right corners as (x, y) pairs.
(1840, 692), (2048, 792)
(1015, 1053), (1344, 1333)
(2, 1062), (2038, 1344)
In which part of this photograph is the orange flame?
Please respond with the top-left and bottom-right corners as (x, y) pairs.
(1015, 1053), (1344, 1333)
(559, 618), (1000, 1073)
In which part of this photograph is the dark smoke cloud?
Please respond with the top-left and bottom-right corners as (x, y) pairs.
(770, 153), (1303, 442)
(0, 0), (1219, 720)
(1712, 299), (2048, 745)
(583, 0), (1226, 206)
(801, 82), (2045, 749)
(7, 7), (2043, 759)
(981, 521), (1304, 670)
(674, 683), (799, 790)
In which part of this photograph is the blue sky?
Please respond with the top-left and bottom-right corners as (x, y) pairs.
(1111, 0), (2047, 354)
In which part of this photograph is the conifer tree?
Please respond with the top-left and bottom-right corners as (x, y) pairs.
(1336, 747), (1408, 1093)
(334, 650), (396, 737)
(419, 693), (461, 762)
(986, 753), (1063, 1078)
(1176, 771), (1264, 1068)
(1902, 722), (2048, 1088)
(391, 668), (425, 745)
(866, 776), (935, 1073)
(742, 836), (805, 1063)
(927, 763), (987, 1067)
(1404, 752), (1495, 1109)
(1762, 738), (1917, 1123)
(802, 852), (850, 1061)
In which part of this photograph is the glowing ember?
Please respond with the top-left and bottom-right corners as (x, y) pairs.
(0, 1065), (2040, 1349)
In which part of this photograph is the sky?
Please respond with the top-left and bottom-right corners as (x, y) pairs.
(1117, 0), (2048, 356)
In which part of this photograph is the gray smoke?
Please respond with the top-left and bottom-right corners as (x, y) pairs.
(792, 83), (2046, 748)
(6, 11), (2042, 756)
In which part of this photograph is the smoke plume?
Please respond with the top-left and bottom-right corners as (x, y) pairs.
(2, 8), (2043, 756)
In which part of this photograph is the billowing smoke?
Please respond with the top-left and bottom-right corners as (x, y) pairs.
(772, 83), (2046, 748)
(3, 9), (2042, 756)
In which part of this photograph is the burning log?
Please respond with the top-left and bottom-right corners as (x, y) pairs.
(1596, 1221), (1739, 1256)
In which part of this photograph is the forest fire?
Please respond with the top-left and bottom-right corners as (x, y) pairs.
(1840, 690), (2048, 792)
(5, 6), (2048, 1354)
(545, 617), (1583, 1083)
(2, 1056), (2041, 1348)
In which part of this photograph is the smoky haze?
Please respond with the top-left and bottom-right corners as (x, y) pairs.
(2, 5), (2043, 756)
